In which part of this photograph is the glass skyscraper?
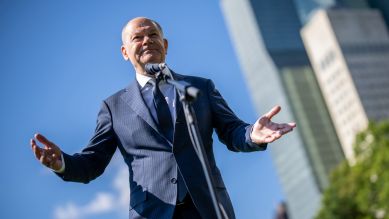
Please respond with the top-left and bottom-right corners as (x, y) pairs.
(220, 0), (345, 218)
(293, 0), (368, 24)
(368, 0), (389, 26)
(221, 0), (389, 218)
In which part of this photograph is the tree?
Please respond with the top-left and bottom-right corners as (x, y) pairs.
(316, 121), (389, 219)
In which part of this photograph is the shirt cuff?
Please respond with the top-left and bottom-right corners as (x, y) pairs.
(53, 153), (65, 173)
(245, 124), (267, 151)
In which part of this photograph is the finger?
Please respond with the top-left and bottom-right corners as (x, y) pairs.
(288, 122), (297, 128)
(278, 125), (294, 135)
(31, 139), (43, 159)
(46, 156), (54, 167)
(265, 133), (281, 143)
(35, 133), (54, 149)
(276, 123), (295, 130)
(264, 105), (281, 120)
(39, 150), (55, 167)
(264, 136), (275, 143)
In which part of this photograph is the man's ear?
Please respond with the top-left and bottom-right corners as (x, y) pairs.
(163, 39), (168, 54)
(121, 45), (129, 61)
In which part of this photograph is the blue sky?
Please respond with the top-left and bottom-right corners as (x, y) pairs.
(0, 0), (285, 218)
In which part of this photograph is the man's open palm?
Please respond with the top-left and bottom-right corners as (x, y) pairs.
(250, 105), (296, 144)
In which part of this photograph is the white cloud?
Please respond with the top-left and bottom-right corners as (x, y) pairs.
(83, 192), (115, 214)
(54, 202), (80, 219)
(113, 166), (130, 210)
(53, 160), (129, 219)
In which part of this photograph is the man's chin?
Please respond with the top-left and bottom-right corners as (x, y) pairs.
(141, 55), (163, 65)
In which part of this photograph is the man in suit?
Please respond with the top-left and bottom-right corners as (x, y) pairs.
(30, 17), (296, 219)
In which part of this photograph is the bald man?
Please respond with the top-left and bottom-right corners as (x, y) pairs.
(31, 17), (296, 219)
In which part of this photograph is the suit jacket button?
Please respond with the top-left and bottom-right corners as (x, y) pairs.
(171, 178), (177, 184)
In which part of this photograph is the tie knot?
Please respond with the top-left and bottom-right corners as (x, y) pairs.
(148, 76), (164, 87)
(147, 78), (157, 87)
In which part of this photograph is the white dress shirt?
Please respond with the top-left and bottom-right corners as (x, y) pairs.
(136, 72), (177, 125)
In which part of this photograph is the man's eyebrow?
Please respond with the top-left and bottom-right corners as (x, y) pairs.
(131, 30), (143, 37)
(132, 28), (159, 36)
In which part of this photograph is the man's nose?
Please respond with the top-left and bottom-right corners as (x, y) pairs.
(142, 36), (153, 44)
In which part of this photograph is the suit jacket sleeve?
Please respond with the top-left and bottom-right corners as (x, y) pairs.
(207, 79), (267, 152)
(56, 101), (117, 183)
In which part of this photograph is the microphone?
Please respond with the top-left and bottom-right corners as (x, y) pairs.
(145, 63), (200, 100)
(145, 63), (167, 75)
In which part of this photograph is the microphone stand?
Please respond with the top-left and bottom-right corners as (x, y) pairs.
(159, 67), (228, 219)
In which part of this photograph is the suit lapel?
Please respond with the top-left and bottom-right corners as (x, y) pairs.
(120, 73), (190, 147)
(172, 73), (190, 151)
(172, 72), (185, 124)
(120, 80), (160, 134)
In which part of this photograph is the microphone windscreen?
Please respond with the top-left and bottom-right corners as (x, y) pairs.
(145, 63), (162, 75)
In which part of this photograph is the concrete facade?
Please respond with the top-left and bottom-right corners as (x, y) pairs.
(301, 9), (389, 161)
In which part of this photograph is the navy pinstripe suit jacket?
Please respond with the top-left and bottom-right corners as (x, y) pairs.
(57, 72), (267, 219)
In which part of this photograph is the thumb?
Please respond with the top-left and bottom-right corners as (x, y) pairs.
(30, 139), (42, 160)
(254, 115), (269, 130)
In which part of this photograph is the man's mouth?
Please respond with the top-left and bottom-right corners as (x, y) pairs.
(142, 49), (156, 54)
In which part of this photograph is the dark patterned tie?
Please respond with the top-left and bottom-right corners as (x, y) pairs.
(148, 78), (187, 202)
(149, 77), (174, 142)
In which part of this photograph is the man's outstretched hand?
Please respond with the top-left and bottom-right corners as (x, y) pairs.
(30, 133), (63, 172)
(250, 105), (296, 144)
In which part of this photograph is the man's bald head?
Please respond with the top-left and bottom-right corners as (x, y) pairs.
(121, 17), (164, 44)
(120, 17), (168, 75)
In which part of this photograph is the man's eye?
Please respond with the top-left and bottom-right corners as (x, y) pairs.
(132, 36), (141, 41)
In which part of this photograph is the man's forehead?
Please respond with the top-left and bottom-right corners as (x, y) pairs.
(128, 21), (157, 34)
(132, 24), (153, 32)
(121, 17), (163, 43)
(137, 20), (154, 27)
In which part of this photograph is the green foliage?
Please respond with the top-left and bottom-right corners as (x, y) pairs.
(316, 121), (389, 219)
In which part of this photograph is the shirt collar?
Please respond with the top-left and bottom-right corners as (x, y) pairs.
(135, 72), (153, 88)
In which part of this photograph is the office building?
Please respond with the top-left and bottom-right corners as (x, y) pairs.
(220, 0), (344, 218)
(301, 8), (389, 160)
